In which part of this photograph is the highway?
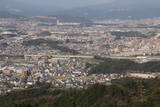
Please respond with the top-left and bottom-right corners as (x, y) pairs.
(24, 55), (94, 59)
(25, 54), (160, 61)
(1, 54), (160, 61)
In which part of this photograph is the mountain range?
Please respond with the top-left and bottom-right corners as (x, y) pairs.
(0, 0), (160, 19)
(55, 0), (160, 19)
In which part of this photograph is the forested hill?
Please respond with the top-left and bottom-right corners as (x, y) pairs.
(90, 58), (160, 74)
(0, 78), (160, 107)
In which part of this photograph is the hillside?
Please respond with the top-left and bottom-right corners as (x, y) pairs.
(90, 58), (160, 74)
(0, 78), (160, 107)
(22, 39), (79, 54)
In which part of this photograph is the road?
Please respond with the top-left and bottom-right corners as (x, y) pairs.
(1, 54), (160, 61)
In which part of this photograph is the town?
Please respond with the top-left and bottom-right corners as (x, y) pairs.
(0, 16), (160, 94)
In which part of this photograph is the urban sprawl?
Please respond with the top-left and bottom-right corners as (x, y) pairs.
(0, 16), (160, 94)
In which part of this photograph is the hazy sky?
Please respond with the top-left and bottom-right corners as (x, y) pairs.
(2, 0), (113, 9)
(1, 0), (159, 9)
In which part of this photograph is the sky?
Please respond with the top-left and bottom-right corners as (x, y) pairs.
(1, 0), (113, 9)
(1, 0), (159, 9)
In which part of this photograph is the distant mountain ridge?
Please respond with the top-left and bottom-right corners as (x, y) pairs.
(54, 0), (160, 19)
(0, 10), (24, 18)
(0, 10), (16, 18)
(0, 0), (160, 19)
